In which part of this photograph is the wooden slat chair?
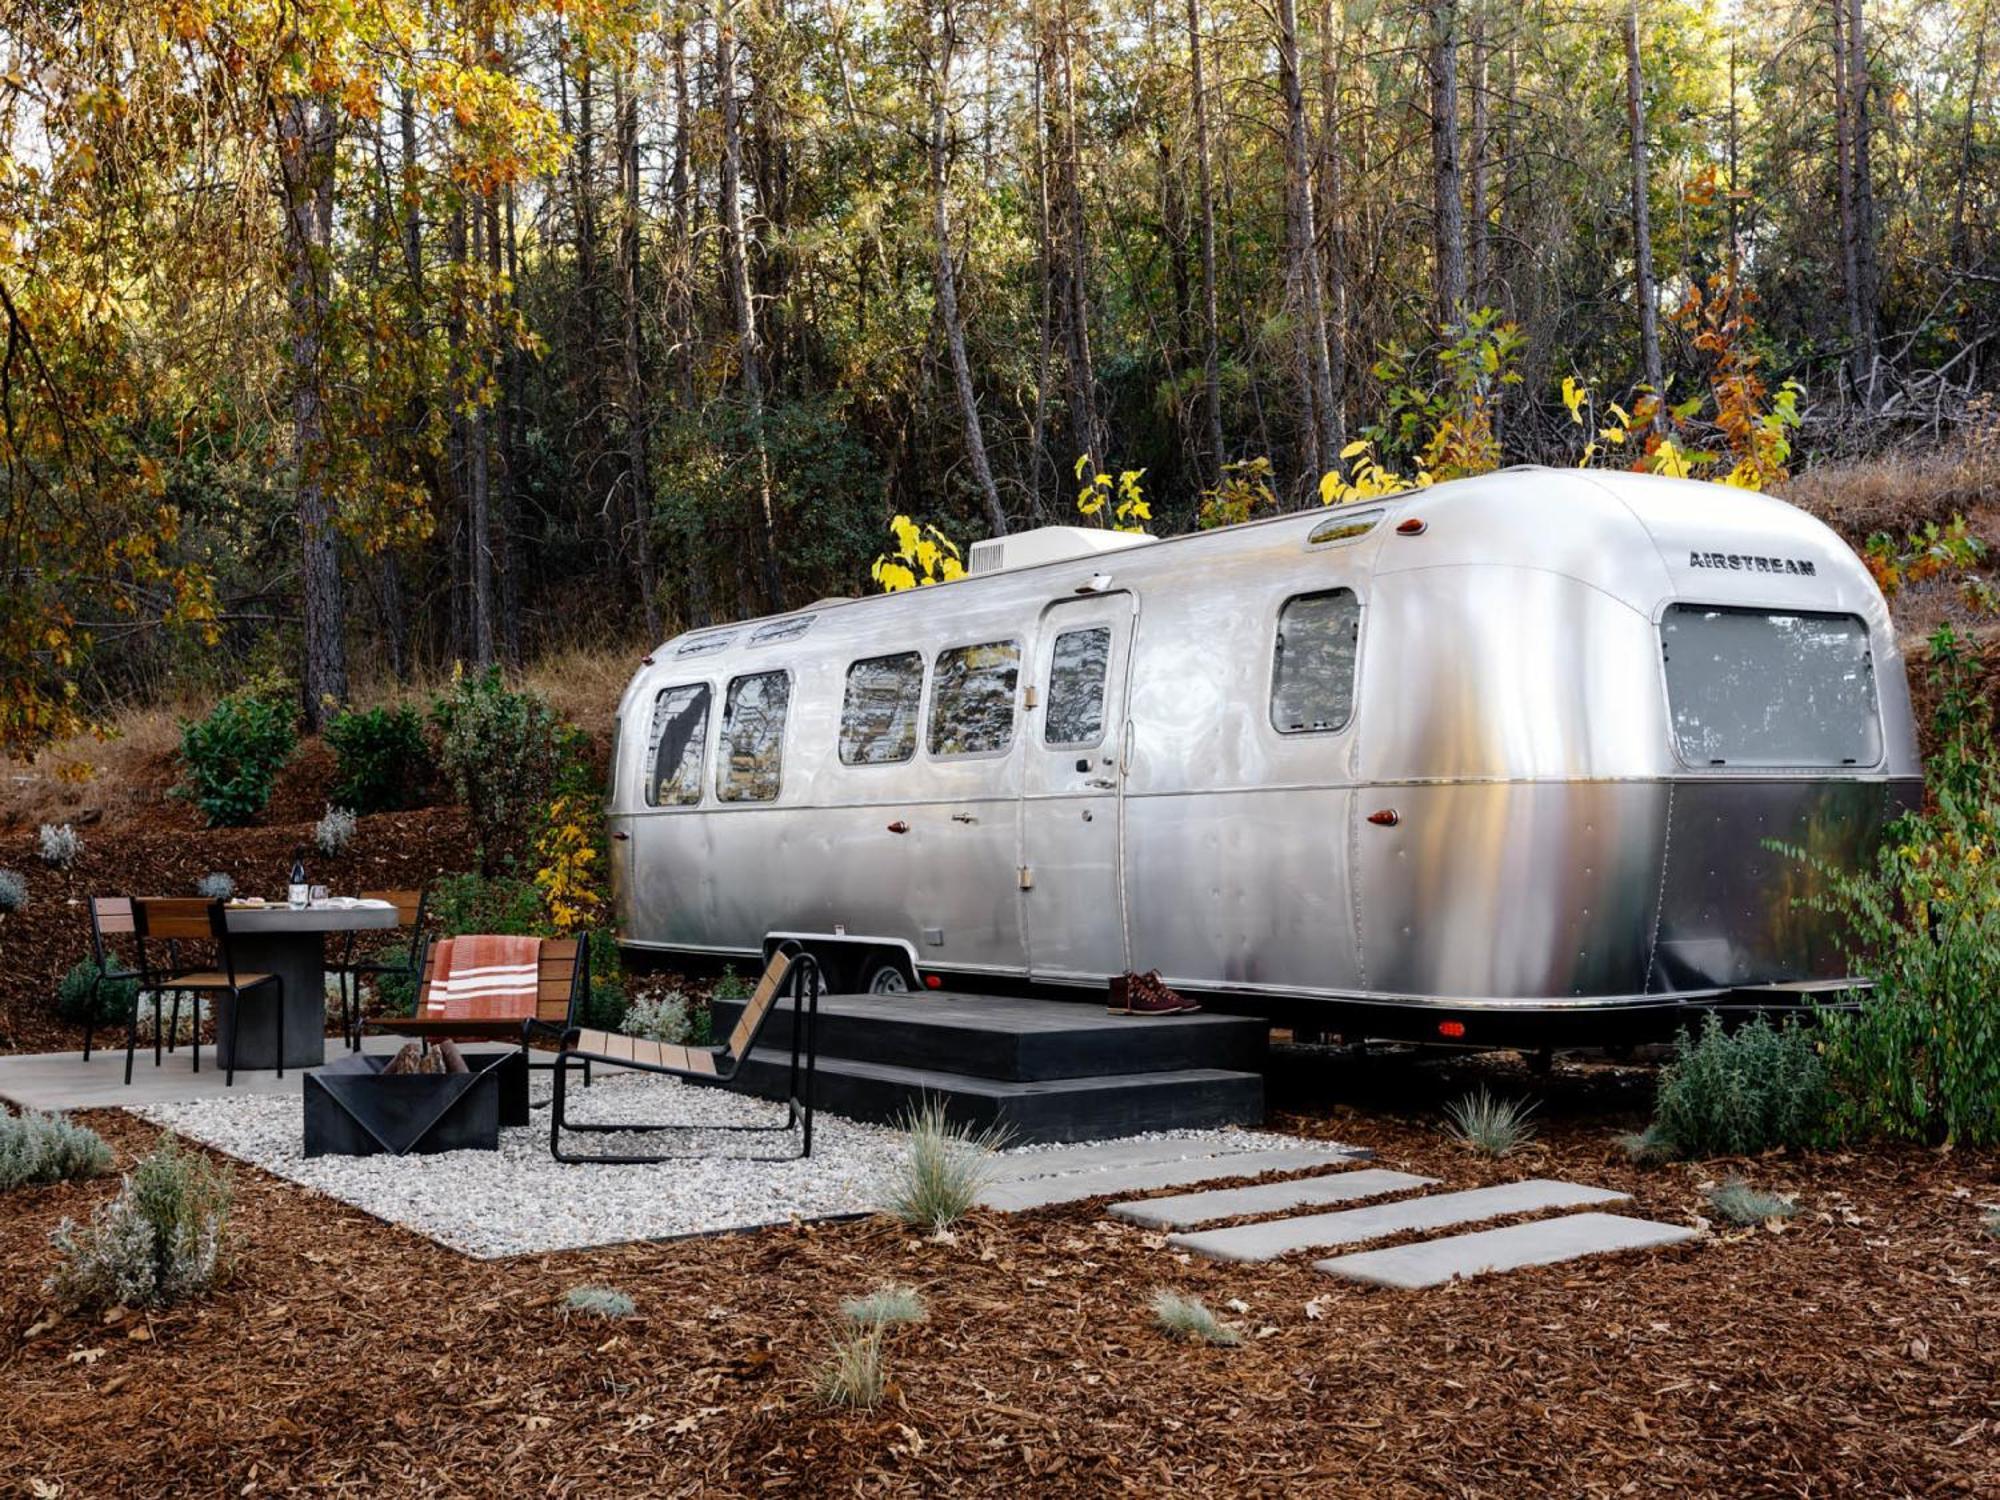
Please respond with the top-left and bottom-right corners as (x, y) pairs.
(129, 898), (283, 1087)
(330, 887), (430, 1051)
(549, 944), (820, 1163)
(373, 935), (590, 1084)
(83, 897), (146, 1064)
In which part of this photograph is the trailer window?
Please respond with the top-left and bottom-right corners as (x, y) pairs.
(840, 652), (924, 765)
(718, 671), (791, 801)
(1661, 605), (1881, 767)
(928, 641), (1020, 756)
(1045, 626), (1111, 746)
(1271, 589), (1360, 733)
(645, 683), (710, 807)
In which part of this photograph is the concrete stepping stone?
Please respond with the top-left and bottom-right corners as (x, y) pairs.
(1167, 1179), (1631, 1263)
(1108, 1169), (1436, 1230)
(983, 1136), (1333, 1185)
(1315, 1212), (1700, 1289)
(977, 1145), (1363, 1213)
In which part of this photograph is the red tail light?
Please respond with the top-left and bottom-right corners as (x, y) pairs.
(1396, 517), (1427, 536)
(1437, 1019), (1466, 1039)
(924, 974), (942, 990)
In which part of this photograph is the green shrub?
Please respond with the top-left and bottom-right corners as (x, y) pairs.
(1646, 1013), (1829, 1160)
(175, 690), (298, 827)
(0, 1110), (112, 1189)
(367, 944), (419, 1018)
(714, 965), (751, 1001)
(1149, 1290), (1241, 1347)
(54, 958), (137, 1029)
(46, 1136), (231, 1310)
(430, 872), (545, 937)
(1443, 1087), (1538, 1157)
(885, 1097), (1012, 1231)
(325, 704), (431, 814)
(430, 667), (582, 873)
(1776, 626), (2000, 1147)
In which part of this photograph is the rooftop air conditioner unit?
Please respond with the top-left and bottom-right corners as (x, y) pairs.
(965, 526), (1158, 576)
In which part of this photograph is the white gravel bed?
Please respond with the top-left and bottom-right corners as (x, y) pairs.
(128, 1077), (1323, 1259)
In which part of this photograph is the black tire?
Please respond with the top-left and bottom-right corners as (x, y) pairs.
(858, 953), (912, 996)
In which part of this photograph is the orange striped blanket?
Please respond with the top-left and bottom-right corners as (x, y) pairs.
(423, 934), (543, 1021)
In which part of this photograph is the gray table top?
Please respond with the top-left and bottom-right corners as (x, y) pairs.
(223, 902), (401, 935)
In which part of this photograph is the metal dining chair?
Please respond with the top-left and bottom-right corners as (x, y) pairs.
(129, 898), (284, 1086)
(331, 887), (429, 1051)
(82, 897), (145, 1063)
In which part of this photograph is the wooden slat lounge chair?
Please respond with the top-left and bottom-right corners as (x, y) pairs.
(130, 898), (283, 1087)
(371, 934), (590, 1084)
(549, 944), (820, 1163)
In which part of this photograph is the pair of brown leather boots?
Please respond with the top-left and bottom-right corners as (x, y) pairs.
(1108, 969), (1202, 1015)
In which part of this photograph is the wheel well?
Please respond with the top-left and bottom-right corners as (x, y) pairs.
(761, 934), (918, 992)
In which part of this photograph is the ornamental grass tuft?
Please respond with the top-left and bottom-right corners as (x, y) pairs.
(885, 1096), (1012, 1232)
(839, 1284), (927, 1328)
(1444, 1086), (1539, 1157)
(1149, 1289), (1241, 1347)
(815, 1322), (889, 1408)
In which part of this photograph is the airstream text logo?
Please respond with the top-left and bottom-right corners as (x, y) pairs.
(1688, 550), (1816, 576)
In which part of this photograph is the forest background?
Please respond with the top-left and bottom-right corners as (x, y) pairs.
(2, 0), (1996, 752)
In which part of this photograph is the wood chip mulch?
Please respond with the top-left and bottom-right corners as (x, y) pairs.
(2, 1089), (1995, 1497)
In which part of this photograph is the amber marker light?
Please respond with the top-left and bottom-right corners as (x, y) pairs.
(1396, 517), (1428, 536)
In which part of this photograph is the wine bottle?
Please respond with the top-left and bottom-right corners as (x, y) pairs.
(289, 851), (309, 909)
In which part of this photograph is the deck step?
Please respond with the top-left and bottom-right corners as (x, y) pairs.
(1167, 1179), (1631, 1263)
(1108, 1169), (1433, 1230)
(724, 1047), (1262, 1146)
(1315, 1212), (1700, 1289)
(976, 1145), (1361, 1212)
(711, 990), (1266, 1082)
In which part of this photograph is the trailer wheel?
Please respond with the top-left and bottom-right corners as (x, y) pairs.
(858, 953), (912, 996)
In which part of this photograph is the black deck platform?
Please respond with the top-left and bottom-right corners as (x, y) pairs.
(708, 990), (1268, 1144)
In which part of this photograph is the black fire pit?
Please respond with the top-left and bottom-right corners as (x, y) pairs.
(304, 1050), (517, 1157)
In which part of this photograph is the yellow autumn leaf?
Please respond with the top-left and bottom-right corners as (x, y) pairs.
(1339, 438), (1370, 460)
(1561, 376), (1587, 424)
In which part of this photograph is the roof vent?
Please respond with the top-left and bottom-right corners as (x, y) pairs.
(965, 526), (1158, 576)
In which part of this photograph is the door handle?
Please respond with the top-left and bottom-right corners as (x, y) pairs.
(611, 831), (630, 842)
(952, 812), (978, 824)
(1085, 778), (1117, 790)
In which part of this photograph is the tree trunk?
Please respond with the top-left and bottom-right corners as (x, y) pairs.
(1832, 1), (1862, 401)
(1624, 1), (1663, 406)
(717, 0), (783, 610)
(1316, 0), (1347, 449)
(1429, 0), (1467, 327)
(467, 190), (495, 671)
(1187, 0), (1226, 484)
(930, 2), (1008, 537)
(1028, 54), (1056, 517)
(1468, 2), (1489, 306)
(1846, 0), (1879, 402)
(1276, 0), (1339, 480)
(1951, 2), (1988, 271)
(616, 66), (661, 637)
(281, 93), (345, 728)
(1050, 2), (1102, 475)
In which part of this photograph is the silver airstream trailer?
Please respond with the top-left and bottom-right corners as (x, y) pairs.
(607, 467), (1920, 1043)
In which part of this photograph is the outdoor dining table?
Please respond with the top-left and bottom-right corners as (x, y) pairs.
(217, 901), (399, 1071)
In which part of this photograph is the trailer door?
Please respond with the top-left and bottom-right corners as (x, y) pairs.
(1020, 592), (1137, 979)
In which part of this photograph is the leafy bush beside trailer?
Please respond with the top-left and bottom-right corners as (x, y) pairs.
(608, 468), (1920, 1044)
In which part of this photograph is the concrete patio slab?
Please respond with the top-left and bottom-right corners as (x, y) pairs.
(0, 1035), (421, 1113)
(1315, 1212), (1701, 1289)
(1108, 1169), (1435, 1230)
(983, 1134), (1361, 1185)
(1167, 1179), (1632, 1262)
(978, 1145), (1367, 1212)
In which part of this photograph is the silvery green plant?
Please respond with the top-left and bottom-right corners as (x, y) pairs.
(624, 987), (696, 1045)
(0, 1110), (112, 1190)
(37, 822), (81, 870)
(564, 1285), (636, 1320)
(314, 805), (357, 857)
(0, 868), (25, 913)
(839, 1284), (927, 1328)
(195, 872), (236, 900)
(47, 1136), (231, 1310)
(1444, 1087), (1540, 1157)
(1149, 1289), (1241, 1347)
(885, 1097), (1013, 1232)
